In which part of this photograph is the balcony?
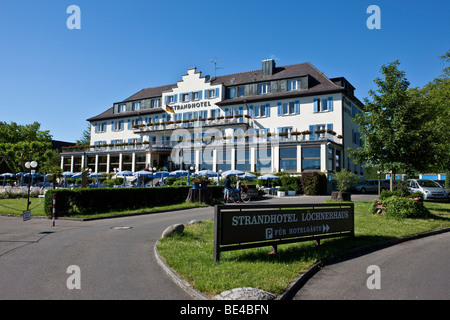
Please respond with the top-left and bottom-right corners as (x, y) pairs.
(133, 115), (251, 134)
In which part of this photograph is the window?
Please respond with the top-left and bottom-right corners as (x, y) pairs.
(256, 148), (271, 172)
(258, 83), (270, 94)
(237, 87), (244, 97)
(192, 91), (200, 100)
(314, 97), (333, 112)
(114, 120), (124, 131)
(208, 89), (216, 98)
(118, 104), (126, 113)
(302, 146), (321, 171)
(132, 102), (140, 111)
(236, 148), (251, 171)
(278, 100), (299, 116)
(167, 95), (174, 104)
(151, 99), (159, 108)
(228, 88), (235, 98)
(288, 80), (299, 91)
(182, 93), (190, 102)
(97, 122), (107, 133)
(280, 147), (297, 171)
(254, 104), (269, 118)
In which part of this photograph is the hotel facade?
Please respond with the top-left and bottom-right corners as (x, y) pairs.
(61, 59), (365, 178)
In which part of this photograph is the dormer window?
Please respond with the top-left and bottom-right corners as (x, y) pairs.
(258, 83), (270, 94)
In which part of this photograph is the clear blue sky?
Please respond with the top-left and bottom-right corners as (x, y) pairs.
(1, 0), (449, 142)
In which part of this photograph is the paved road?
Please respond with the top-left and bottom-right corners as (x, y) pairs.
(0, 194), (376, 300)
(294, 231), (450, 300)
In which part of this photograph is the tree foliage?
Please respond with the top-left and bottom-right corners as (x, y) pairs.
(0, 121), (54, 174)
(349, 56), (449, 183)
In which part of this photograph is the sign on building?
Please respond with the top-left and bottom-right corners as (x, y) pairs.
(214, 203), (354, 261)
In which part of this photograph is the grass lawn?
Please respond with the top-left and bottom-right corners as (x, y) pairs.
(0, 197), (47, 216)
(157, 200), (450, 298)
(0, 197), (208, 219)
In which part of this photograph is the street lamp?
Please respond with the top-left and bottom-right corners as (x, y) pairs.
(25, 161), (38, 212)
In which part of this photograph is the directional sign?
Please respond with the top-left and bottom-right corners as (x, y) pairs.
(23, 210), (31, 221)
(214, 203), (354, 261)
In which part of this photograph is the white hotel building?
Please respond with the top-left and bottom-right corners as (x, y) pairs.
(61, 59), (365, 177)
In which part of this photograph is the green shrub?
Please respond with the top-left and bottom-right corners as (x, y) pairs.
(44, 185), (225, 217)
(280, 176), (303, 194)
(372, 195), (430, 219)
(301, 171), (327, 195)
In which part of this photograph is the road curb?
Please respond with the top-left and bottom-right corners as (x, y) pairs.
(278, 227), (450, 300)
(154, 239), (210, 300)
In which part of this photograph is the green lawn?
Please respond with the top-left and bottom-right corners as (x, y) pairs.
(0, 197), (46, 216)
(157, 201), (450, 297)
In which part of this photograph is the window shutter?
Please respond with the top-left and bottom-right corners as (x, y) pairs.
(277, 102), (282, 116)
(309, 125), (315, 140)
(120, 120), (124, 130)
(164, 96), (168, 105)
(249, 105), (253, 118)
(94, 123), (98, 133)
(225, 108), (229, 117)
(198, 90), (202, 99)
(313, 99), (318, 112)
(215, 88), (219, 98)
(265, 103), (270, 116)
(204, 89), (209, 98)
(193, 111), (198, 119)
(173, 94), (177, 103)
(111, 121), (114, 131)
(283, 103), (288, 114)
(188, 92), (193, 101)
(327, 123), (333, 131)
(127, 119), (130, 130)
(295, 100), (300, 114)
(328, 97), (333, 111)
(216, 108), (220, 117)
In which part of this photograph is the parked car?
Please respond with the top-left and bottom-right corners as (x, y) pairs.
(354, 179), (389, 193)
(407, 179), (448, 201)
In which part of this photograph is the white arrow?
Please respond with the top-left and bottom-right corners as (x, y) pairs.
(322, 224), (330, 233)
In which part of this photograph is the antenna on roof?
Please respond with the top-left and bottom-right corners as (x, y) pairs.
(210, 57), (223, 78)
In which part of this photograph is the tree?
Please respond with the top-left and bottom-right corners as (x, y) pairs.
(349, 60), (435, 190)
(416, 51), (450, 174)
(76, 122), (91, 145)
(0, 122), (53, 174)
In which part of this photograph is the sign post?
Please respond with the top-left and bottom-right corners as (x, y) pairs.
(214, 203), (354, 262)
(23, 210), (31, 222)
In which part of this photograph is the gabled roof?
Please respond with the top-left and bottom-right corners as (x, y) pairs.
(87, 61), (357, 122)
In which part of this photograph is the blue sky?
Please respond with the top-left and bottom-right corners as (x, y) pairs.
(1, 0), (449, 142)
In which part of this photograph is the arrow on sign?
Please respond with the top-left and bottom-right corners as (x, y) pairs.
(322, 224), (330, 233)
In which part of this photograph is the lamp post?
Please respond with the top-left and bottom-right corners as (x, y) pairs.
(25, 161), (38, 212)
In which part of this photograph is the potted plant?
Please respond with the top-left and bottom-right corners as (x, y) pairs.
(277, 186), (286, 197)
(286, 185), (296, 196)
(331, 169), (359, 201)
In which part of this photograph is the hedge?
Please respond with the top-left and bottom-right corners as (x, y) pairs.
(44, 186), (224, 217)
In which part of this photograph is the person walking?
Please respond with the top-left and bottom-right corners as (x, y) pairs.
(223, 176), (231, 203)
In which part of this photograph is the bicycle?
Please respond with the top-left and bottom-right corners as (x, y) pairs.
(230, 188), (251, 203)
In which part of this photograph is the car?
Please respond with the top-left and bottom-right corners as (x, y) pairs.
(407, 179), (448, 201)
(354, 179), (389, 193)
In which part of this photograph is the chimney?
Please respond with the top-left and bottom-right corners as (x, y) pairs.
(262, 59), (275, 77)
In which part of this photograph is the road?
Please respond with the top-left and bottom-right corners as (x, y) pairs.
(0, 194), (384, 300)
(294, 231), (450, 300)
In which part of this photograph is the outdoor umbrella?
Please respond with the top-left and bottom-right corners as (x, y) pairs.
(62, 172), (75, 187)
(169, 170), (190, 177)
(258, 173), (280, 187)
(221, 169), (244, 177)
(116, 170), (134, 186)
(153, 171), (170, 179)
(71, 172), (83, 179)
(257, 174), (280, 180)
(133, 170), (153, 187)
(196, 170), (219, 177)
(0, 173), (15, 186)
(89, 173), (103, 185)
(238, 172), (257, 179)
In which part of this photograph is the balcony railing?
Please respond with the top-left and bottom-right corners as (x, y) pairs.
(133, 116), (251, 133)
